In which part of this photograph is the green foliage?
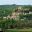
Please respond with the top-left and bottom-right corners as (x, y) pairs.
(0, 5), (32, 29)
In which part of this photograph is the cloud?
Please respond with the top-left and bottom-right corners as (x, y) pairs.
(0, 0), (32, 5)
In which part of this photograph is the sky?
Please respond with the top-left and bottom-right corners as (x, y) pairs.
(0, 0), (32, 5)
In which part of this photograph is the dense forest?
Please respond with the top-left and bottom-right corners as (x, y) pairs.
(0, 5), (32, 30)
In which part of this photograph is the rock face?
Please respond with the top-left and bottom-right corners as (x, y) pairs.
(10, 12), (19, 19)
(11, 7), (22, 18)
(10, 9), (21, 19)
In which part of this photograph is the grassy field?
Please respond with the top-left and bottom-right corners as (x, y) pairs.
(5, 28), (32, 32)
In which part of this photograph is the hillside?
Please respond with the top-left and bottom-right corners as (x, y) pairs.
(0, 5), (32, 17)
